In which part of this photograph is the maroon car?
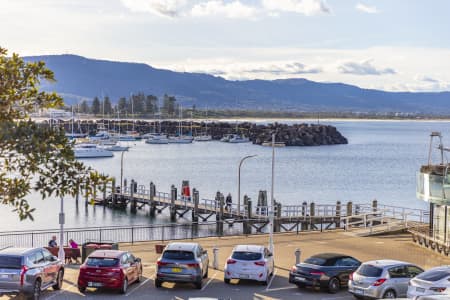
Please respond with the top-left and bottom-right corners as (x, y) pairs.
(77, 250), (142, 294)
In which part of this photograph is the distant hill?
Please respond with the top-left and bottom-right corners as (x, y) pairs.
(24, 54), (450, 113)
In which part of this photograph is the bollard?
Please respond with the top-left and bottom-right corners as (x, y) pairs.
(213, 247), (219, 270)
(295, 248), (301, 264)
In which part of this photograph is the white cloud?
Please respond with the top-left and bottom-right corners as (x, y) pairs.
(415, 75), (439, 83)
(262, 0), (330, 16)
(190, 1), (257, 19)
(355, 3), (379, 14)
(338, 60), (395, 76)
(120, 0), (187, 18)
(244, 62), (322, 75)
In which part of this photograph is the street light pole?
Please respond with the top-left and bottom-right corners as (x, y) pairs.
(238, 155), (257, 216)
(269, 133), (275, 253)
(120, 151), (126, 194)
(58, 196), (65, 262)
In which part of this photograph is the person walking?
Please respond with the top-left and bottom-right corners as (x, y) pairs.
(68, 239), (80, 264)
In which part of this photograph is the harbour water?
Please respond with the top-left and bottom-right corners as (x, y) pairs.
(3, 120), (450, 231)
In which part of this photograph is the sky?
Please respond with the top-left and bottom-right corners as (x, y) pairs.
(1, 0), (450, 92)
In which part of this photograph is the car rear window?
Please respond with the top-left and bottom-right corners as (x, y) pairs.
(357, 264), (383, 277)
(0, 256), (22, 268)
(416, 270), (450, 282)
(86, 257), (118, 267)
(304, 257), (327, 266)
(162, 250), (195, 260)
(232, 251), (262, 261)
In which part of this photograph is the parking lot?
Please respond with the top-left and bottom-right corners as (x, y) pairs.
(3, 230), (450, 300)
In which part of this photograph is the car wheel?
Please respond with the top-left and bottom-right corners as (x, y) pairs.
(120, 278), (128, 294)
(78, 286), (86, 293)
(155, 279), (162, 288)
(195, 280), (202, 289)
(203, 266), (209, 278)
(136, 267), (143, 283)
(296, 283), (306, 288)
(29, 279), (41, 300)
(224, 278), (230, 284)
(383, 289), (396, 298)
(353, 295), (364, 300)
(53, 269), (64, 290)
(327, 277), (340, 294)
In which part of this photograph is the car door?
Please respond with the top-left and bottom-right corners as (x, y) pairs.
(264, 248), (274, 275)
(197, 246), (207, 276)
(41, 249), (57, 285)
(121, 254), (132, 282)
(388, 266), (409, 296)
(334, 257), (360, 286)
(127, 253), (138, 282)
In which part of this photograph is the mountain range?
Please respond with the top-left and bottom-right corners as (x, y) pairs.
(24, 54), (450, 113)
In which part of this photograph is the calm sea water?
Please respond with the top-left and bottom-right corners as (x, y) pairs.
(3, 120), (450, 231)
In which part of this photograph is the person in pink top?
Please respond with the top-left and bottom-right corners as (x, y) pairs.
(69, 239), (78, 248)
(68, 239), (79, 264)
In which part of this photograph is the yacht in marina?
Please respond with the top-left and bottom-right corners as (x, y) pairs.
(145, 133), (170, 144)
(73, 143), (114, 158)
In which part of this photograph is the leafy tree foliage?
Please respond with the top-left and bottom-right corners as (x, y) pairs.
(79, 100), (89, 114)
(103, 96), (112, 115)
(92, 96), (100, 115)
(0, 47), (109, 220)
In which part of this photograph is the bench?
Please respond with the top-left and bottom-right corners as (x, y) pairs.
(45, 247), (81, 264)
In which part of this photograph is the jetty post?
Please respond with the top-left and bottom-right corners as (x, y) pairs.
(170, 185), (177, 221)
(301, 201), (307, 230)
(274, 202), (282, 232)
(310, 202), (315, 230)
(216, 192), (224, 236)
(192, 188), (199, 222)
(336, 201), (341, 228)
(346, 201), (353, 229)
(149, 182), (156, 217)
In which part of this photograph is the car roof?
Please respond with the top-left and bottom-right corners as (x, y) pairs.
(0, 247), (39, 256)
(165, 242), (198, 251)
(310, 253), (349, 260)
(233, 245), (264, 252)
(89, 250), (126, 259)
(362, 259), (412, 268)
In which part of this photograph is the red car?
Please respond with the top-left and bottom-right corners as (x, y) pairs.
(77, 250), (142, 294)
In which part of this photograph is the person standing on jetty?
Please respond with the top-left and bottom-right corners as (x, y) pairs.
(226, 193), (232, 212)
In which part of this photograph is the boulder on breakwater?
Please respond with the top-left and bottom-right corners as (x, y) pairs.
(60, 119), (348, 146)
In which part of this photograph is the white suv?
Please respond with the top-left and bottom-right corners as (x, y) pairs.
(224, 245), (274, 285)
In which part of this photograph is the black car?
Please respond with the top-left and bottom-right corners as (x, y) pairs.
(289, 253), (361, 293)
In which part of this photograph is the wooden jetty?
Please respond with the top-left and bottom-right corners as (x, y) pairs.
(88, 179), (429, 236)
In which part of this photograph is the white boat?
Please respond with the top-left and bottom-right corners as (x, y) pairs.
(261, 141), (286, 147)
(101, 144), (130, 151)
(89, 130), (111, 141)
(118, 134), (136, 141)
(194, 135), (212, 142)
(168, 106), (193, 144)
(145, 133), (169, 144)
(73, 143), (114, 158)
(168, 135), (193, 144)
(228, 134), (250, 143)
(220, 134), (233, 142)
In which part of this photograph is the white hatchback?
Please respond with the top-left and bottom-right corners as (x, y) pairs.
(224, 245), (274, 285)
(407, 266), (450, 298)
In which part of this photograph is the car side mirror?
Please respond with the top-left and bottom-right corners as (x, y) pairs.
(52, 256), (58, 262)
(268, 253), (273, 257)
(135, 258), (141, 263)
(202, 250), (207, 255)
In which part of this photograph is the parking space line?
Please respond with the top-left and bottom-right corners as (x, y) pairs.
(46, 281), (78, 300)
(265, 286), (297, 292)
(264, 269), (277, 291)
(321, 296), (351, 300)
(201, 271), (217, 291)
(125, 278), (150, 297)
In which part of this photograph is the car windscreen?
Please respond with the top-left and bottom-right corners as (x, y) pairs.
(162, 250), (195, 260)
(0, 256), (22, 268)
(86, 257), (119, 267)
(416, 270), (450, 282)
(304, 257), (327, 266)
(357, 264), (383, 277)
(232, 251), (262, 261)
